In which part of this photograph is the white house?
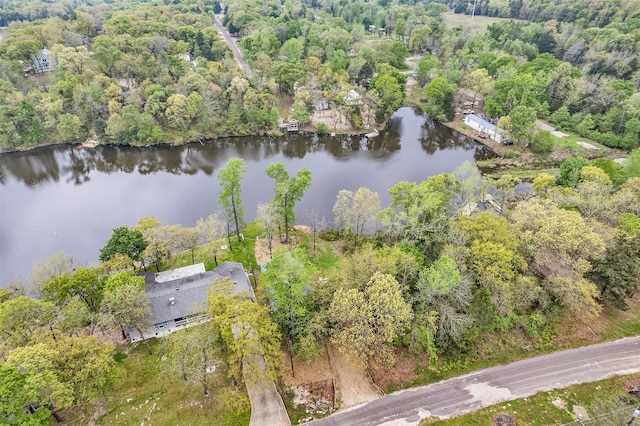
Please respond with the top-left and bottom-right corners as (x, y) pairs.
(463, 114), (504, 143)
(128, 261), (255, 342)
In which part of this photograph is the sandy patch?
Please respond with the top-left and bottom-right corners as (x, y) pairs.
(328, 344), (380, 408)
(551, 397), (567, 410)
(310, 109), (353, 132)
(576, 141), (600, 150)
(464, 383), (512, 406)
(614, 158), (627, 164)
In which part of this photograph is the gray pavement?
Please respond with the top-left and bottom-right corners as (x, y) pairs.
(214, 15), (252, 75)
(307, 336), (640, 425)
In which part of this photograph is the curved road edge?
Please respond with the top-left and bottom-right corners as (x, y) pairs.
(307, 336), (640, 426)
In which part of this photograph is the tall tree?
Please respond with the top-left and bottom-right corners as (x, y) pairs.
(261, 248), (315, 374)
(588, 234), (640, 310)
(265, 162), (312, 243)
(207, 280), (282, 384)
(256, 203), (279, 258)
(161, 323), (221, 396)
(330, 272), (413, 368)
(413, 256), (473, 347)
(0, 363), (51, 425)
(100, 272), (149, 343)
(217, 158), (247, 242)
(196, 213), (225, 265)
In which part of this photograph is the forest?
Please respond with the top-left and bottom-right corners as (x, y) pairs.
(0, 0), (639, 151)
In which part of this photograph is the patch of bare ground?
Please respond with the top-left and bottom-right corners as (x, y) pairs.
(370, 347), (421, 391)
(327, 344), (380, 408)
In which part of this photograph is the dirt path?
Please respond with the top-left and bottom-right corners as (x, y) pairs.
(327, 344), (380, 408)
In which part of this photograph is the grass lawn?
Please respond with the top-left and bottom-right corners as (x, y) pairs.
(422, 373), (640, 425)
(170, 221), (261, 274)
(443, 11), (526, 34)
(61, 338), (251, 426)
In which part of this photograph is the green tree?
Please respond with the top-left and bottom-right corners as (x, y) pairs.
(530, 130), (554, 153)
(207, 280), (282, 384)
(261, 248), (315, 373)
(99, 226), (147, 264)
(165, 94), (189, 130)
(217, 158), (247, 242)
(5, 344), (74, 423)
(424, 77), (454, 121)
(374, 74), (403, 115)
(588, 234), (640, 310)
(413, 255), (472, 347)
(507, 105), (537, 146)
(557, 157), (590, 187)
(100, 272), (148, 341)
(42, 268), (104, 333)
(330, 272), (413, 367)
(511, 198), (605, 318)
(272, 61), (305, 94)
(265, 162), (312, 243)
(0, 363), (51, 425)
(161, 323), (221, 396)
(56, 113), (82, 142)
(0, 296), (56, 352)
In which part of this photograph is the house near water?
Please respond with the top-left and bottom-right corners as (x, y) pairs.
(127, 261), (255, 342)
(463, 114), (504, 143)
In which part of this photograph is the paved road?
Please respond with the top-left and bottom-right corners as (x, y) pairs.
(213, 15), (252, 75)
(231, 324), (290, 426)
(308, 336), (640, 425)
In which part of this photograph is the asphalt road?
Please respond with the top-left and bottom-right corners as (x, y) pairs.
(213, 15), (252, 74)
(308, 336), (640, 425)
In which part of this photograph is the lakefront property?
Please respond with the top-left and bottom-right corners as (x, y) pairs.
(128, 261), (255, 342)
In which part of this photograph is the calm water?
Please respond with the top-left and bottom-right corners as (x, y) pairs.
(0, 108), (494, 286)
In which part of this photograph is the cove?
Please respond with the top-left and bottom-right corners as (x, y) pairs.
(0, 107), (495, 286)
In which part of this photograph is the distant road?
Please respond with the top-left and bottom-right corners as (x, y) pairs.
(213, 15), (252, 75)
(308, 336), (640, 425)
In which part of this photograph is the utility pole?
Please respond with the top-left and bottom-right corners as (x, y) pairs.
(628, 408), (640, 425)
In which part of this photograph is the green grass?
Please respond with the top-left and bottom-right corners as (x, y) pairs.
(422, 373), (640, 425)
(443, 11), (526, 34)
(170, 221), (261, 274)
(62, 339), (251, 426)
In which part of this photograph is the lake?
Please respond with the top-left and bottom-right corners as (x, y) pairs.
(0, 107), (494, 286)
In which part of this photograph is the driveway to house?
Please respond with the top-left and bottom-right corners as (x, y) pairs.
(213, 15), (252, 75)
(307, 336), (640, 425)
(231, 324), (290, 426)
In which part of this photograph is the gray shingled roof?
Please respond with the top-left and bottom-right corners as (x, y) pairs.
(145, 261), (254, 324)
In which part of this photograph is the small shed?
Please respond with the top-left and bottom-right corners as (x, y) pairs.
(32, 48), (56, 74)
(287, 119), (299, 132)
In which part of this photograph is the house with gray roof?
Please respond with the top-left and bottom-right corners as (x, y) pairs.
(128, 261), (255, 342)
(463, 114), (504, 143)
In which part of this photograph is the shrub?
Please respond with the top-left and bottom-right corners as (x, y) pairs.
(530, 130), (554, 153)
(318, 229), (340, 241)
(502, 149), (521, 159)
(316, 122), (329, 134)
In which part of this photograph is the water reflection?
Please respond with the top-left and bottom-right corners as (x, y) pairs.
(0, 108), (495, 285)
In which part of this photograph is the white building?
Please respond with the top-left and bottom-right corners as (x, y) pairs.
(463, 114), (504, 143)
(32, 48), (56, 73)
